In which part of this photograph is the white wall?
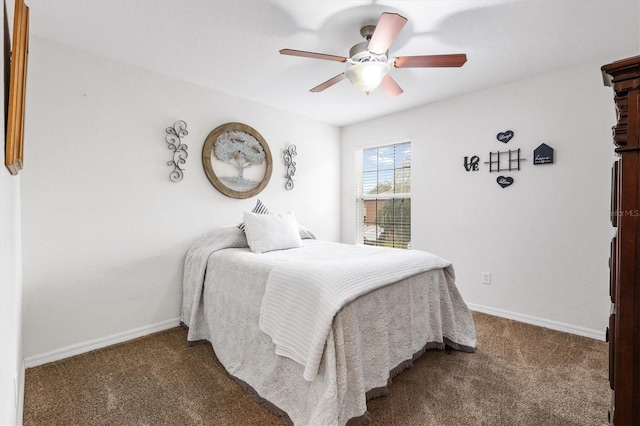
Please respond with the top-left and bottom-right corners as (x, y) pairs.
(341, 57), (623, 338)
(21, 37), (341, 363)
(0, 1), (23, 424)
(0, 168), (22, 426)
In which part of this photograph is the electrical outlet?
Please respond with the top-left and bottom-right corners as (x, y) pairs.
(482, 272), (491, 285)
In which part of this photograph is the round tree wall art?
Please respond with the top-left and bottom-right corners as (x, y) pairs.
(202, 122), (273, 199)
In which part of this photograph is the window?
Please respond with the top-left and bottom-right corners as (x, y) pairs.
(356, 141), (411, 249)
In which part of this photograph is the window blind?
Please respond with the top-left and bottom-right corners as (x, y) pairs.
(356, 141), (411, 249)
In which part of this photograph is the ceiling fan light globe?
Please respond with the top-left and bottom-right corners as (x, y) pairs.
(345, 62), (390, 94)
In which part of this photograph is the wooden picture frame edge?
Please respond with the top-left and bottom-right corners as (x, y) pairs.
(202, 122), (273, 199)
(5, 0), (28, 175)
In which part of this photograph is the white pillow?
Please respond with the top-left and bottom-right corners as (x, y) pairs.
(237, 199), (271, 232)
(243, 211), (303, 253)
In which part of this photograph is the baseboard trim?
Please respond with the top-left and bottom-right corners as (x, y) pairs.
(24, 317), (181, 368)
(23, 307), (605, 368)
(467, 303), (606, 342)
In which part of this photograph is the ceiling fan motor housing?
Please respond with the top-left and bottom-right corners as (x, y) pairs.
(349, 24), (389, 63)
(349, 41), (388, 63)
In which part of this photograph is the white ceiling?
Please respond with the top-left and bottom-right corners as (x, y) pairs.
(23, 0), (640, 127)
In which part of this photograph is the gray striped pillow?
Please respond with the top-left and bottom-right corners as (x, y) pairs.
(237, 199), (271, 232)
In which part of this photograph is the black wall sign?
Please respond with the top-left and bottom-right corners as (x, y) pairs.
(464, 155), (480, 171)
(533, 143), (554, 165)
(496, 130), (514, 143)
(497, 176), (514, 188)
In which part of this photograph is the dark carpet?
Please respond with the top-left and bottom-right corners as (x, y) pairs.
(23, 312), (609, 425)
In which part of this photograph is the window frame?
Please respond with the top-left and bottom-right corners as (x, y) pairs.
(356, 141), (411, 249)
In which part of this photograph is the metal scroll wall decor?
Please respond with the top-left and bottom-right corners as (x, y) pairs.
(165, 120), (189, 182)
(283, 144), (297, 190)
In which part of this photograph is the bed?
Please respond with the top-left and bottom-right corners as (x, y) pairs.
(181, 217), (476, 425)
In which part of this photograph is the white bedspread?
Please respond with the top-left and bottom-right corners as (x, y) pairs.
(260, 243), (451, 381)
(181, 226), (477, 425)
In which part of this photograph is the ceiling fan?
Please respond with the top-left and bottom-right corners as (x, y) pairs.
(280, 12), (467, 97)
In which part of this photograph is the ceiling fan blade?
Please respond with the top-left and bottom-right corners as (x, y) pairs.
(367, 12), (408, 55)
(310, 73), (346, 93)
(394, 54), (467, 68)
(379, 74), (403, 97)
(280, 49), (347, 63)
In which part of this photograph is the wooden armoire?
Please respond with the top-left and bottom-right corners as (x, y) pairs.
(602, 55), (640, 425)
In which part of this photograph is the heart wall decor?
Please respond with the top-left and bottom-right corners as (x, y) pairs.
(497, 130), (514, 143)
(497, 176), (514, 188)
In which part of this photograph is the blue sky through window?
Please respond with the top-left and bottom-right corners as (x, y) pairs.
(362, 142), (411, 195)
